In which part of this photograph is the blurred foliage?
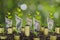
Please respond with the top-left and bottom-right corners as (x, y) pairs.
(0, 0), (60, 27)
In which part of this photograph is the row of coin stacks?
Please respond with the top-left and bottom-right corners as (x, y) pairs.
(0, 0), (60, 40)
